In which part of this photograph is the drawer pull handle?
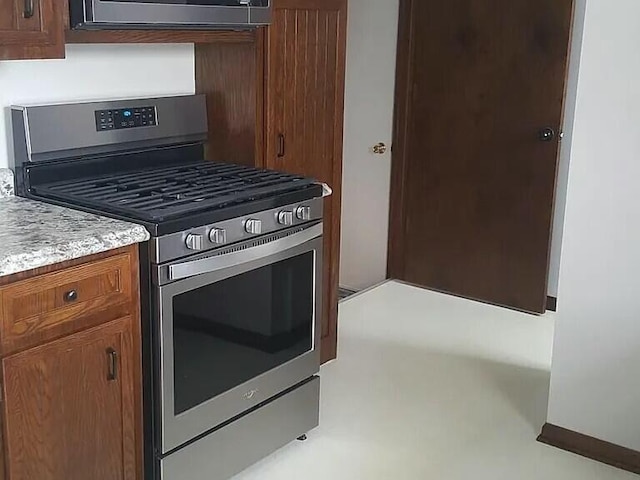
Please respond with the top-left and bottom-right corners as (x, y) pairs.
(63, 290), (78, 303)
(24, 0), (34, 18)
(107, 348), (118, 381)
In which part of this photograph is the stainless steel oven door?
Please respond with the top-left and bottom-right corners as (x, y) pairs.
(155, 223), (322, 453)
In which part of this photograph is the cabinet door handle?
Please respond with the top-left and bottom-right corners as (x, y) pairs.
(24, 0), (34, 18)
(106, 348), (118, 381)
(277, 134), (286, 158)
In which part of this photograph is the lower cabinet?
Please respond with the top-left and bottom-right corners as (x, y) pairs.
(2, 317), (137, 480)
(0, 246), (142, 480)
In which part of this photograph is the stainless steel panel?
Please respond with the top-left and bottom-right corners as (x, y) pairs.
(157, 232), (323, 452)
(11, 95), (207, 164)
(78, 0), (270, 27)
(91, 1), (247, 25)
(249, 4), (271, 24)
(167, 223), (323, 282)
(151, 197), (324, 265)
(160, 377), (320, 480)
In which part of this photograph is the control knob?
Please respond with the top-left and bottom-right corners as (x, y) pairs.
(295, 205), (312, 221)
(245, 219), (263, 235)
(185, 233), (204, 251)
(209, 228), (227, 245)
(278, 210), (294, 226)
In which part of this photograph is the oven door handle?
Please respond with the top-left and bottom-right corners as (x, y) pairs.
(168, 223), (323, 281)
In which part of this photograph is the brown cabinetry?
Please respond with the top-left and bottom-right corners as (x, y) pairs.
(0, 246), (142, 480)
(2, 317), (137, 480)
(0, 0), (64, 60)
(265, 0), (347, 362)
(195, 0), (347, 363)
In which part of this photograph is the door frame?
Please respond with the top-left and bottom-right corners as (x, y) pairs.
(387, 0), (580, 302)
(387, 0), (417, 278)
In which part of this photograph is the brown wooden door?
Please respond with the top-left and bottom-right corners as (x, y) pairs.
(0, 0), (64, 60)
(388, 0), (574, 313)
(2, 317), (137, 480)
(265, 0), (347, 362)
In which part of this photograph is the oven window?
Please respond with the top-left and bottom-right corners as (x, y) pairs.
(172, 252), (314, 415)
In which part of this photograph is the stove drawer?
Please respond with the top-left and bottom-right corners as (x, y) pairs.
(160, 376), (320, 480)
(0, 253), (134, 355)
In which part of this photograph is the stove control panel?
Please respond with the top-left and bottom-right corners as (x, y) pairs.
(151, 197), (325, 265)
(95, 106), (157, 132)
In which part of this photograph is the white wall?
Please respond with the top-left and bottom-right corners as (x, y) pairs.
(0, 43), (195, 169)
(547, 0), (640, 451)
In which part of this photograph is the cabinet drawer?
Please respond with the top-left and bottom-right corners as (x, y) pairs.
(0, 254), (133, 354)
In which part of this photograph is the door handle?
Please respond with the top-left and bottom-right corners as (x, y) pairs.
(277, 134), (286, 158)
(372, 142), (387, 155)
(106, 348), (118, 381)
(23, 0), (34, 18)
(538, 127), (556, 142)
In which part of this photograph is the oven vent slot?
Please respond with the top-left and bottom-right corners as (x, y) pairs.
(212, 226), (307, 257)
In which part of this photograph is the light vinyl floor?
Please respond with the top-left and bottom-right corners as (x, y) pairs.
(234, 281), (635, 480)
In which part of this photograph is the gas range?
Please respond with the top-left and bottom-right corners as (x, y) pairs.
(11, 95), (325, 480)
(22, 143), (323, 263)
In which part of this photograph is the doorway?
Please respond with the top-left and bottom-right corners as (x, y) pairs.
(339, 0), (400, 292)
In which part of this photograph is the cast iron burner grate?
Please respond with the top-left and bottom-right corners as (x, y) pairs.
(33, 161), (315, 222)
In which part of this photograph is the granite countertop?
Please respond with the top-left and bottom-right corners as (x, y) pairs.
(0, 194), (150, 278)
(0, 169), (14, 198)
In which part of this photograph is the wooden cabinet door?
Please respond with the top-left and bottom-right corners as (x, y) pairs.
(265, 0), (347, 363)
(2, 317), (137, 480)
(0, 0), (65, 60)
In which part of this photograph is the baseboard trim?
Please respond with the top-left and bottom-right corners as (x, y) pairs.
(538, 423), (640, 474)
(338, 287), (358, 301)
(338, 280), (392, 303)
(546, 296), (557, 312)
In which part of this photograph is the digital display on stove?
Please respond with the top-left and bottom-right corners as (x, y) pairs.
(95, 106), (157, 132)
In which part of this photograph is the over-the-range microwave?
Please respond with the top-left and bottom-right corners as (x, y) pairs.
(69, 0), (271, 30)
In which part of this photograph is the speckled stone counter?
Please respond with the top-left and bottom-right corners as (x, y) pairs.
(0, 169), (14, 198)
(0, 196), (150, 277)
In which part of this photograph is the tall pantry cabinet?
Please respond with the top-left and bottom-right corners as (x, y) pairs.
(193, 0), (348, 363)
(265, 0), (348, 362)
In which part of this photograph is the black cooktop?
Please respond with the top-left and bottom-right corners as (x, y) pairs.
(33, 161), (315, 222)
(20, 143), (323, 236)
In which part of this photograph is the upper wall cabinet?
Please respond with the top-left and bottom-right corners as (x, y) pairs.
(0, 0), (65, 60)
